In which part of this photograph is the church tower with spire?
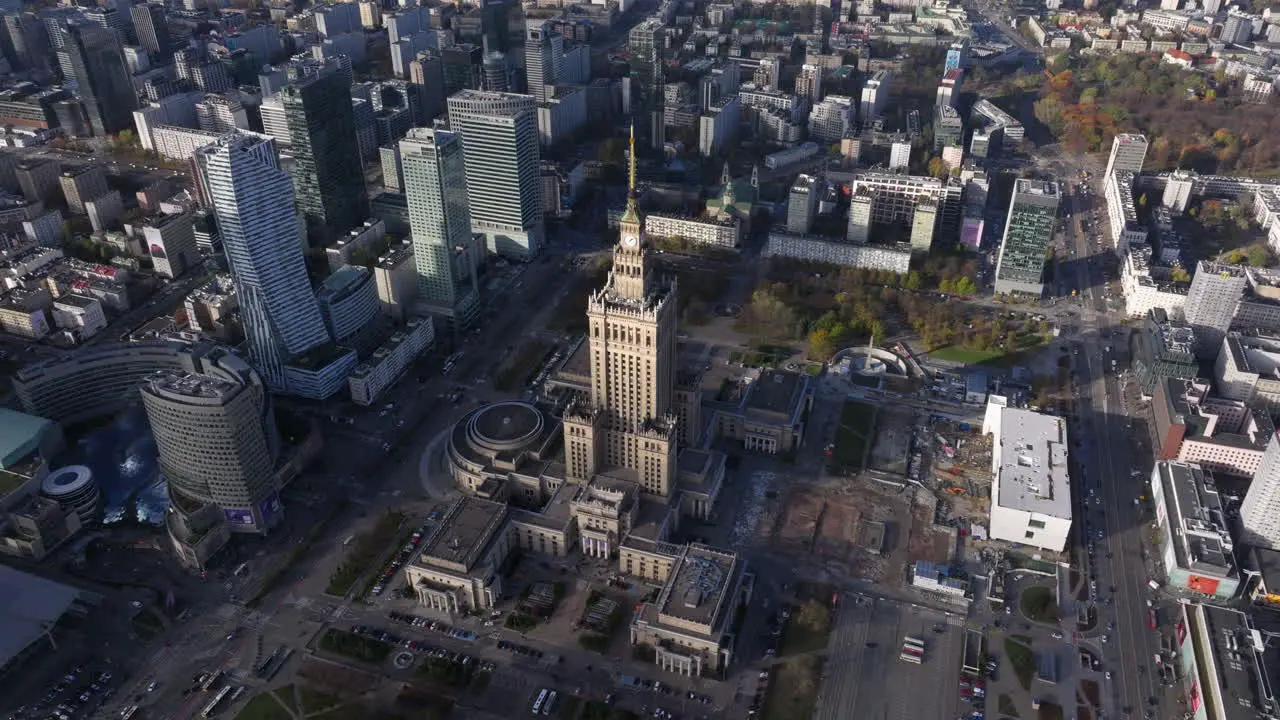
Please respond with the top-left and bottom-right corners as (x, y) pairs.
(562, 125), (680, 497)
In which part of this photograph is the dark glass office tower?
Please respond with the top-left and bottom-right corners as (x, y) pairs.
(130, 3), (171, 57)
(481, 0), (509, 54)
(60, 22), (136, 136)
(628, 18), (664, 152)
(281, 69), (368, 244)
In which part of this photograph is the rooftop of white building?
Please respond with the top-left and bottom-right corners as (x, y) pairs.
(992, 407), (1071, 519)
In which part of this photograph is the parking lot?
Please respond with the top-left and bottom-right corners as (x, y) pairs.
(9, 662), (119, 720)
(815, 597), (965, 720)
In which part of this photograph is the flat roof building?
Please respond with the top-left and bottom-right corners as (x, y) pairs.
(1149, 461), (1239, 599)
(983, 402), (1072, 552)
(630, 543), (751, 676)
(994, 179), (1059, 297)
(405, 496), (513, 613)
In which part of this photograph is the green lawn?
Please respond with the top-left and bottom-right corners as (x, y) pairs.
(297, 687), (341, 715)
(778, 600), (833, 656)
(761, 656), (823, 720)
(929, 346), (1008, 364)
(319, 628), (392, 664)
(326, 511), (404, 597)
(830, 400), (876, 474)
(1020, 586), (1059, 623)
(234, 693), (294, 720)
(1005, 637), (1036, 691)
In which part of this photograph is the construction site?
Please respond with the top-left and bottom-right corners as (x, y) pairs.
(770, 479), (958, 586)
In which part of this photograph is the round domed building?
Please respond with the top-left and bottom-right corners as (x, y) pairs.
(446, 401), (563, 501)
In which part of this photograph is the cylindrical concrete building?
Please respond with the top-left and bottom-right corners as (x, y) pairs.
(40, 465), (101, 524)
(141, 354), (280, 537)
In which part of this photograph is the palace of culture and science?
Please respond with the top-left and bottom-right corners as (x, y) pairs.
(409, 130), (752, 677)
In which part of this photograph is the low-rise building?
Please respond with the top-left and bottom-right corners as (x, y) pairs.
(645, 213), (740, 249)
(50, 294), (106, 340)
(1172, 603), (1280, 720)
(703, 369), (813, 455)
(1216, 333), (1280, 413)
(1149, 461), (1239, 599)
(909, 561), (968, 597)
(629, 542), (752, 676)
(983, 402), (1072, 552)
(347, 316), (434, 406)
(763, 232), (913, 274)
(1134, 308), (1199, 396)
(405, 495), (514, 613)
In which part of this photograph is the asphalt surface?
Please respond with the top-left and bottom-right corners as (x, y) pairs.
(1063, 177), (1166, 719)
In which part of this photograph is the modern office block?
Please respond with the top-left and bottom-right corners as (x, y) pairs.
(130, 3), (170, 57)
(787, 174), (819, 235)
(524, 19), (564, 102)
(993, 179), (1059, 296)
(847, 189), (872, 243)
(138, 212), (199, 279)
(195, 133), (333, 393)
(629, 18), (664, 151)
(399, 127), (482, 332)
(60, 22), (136, 136)
(911, 201), (938, 254)
(281, 69), (368, 243)
(141, 352), (279, 536)
(58, 164), (108, 214)
(446, 90), (544, 260)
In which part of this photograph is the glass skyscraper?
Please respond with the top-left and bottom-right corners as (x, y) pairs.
(195, 133), (331, 391)
(446, 89), (543, 260)
(399, 127), (481, 330)
(60, 21), (136, 136)
(281, 69), (368, 243)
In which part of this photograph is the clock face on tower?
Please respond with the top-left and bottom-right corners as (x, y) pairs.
(624, 234), (639, 248)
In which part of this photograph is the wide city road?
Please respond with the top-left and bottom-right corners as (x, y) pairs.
(1065, 180), (1164, 719)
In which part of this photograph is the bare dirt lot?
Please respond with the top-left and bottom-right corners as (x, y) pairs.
(772, 481), (954, 586)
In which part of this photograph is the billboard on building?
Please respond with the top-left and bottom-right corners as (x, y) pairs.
(960, 216), (984, 250)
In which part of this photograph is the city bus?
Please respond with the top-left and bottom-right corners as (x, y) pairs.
(199, 670), (223, 692)
(199, 686), (231, 718)
(531, 689), (549, 715)
(542, 691), (558, 716)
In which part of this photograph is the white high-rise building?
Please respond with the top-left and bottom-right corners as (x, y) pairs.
(446, 90), (545, 261)
(889, 141), (910, 170)
(1184, 261), (1247, 357)
(860, 70), (890, 125)
(524, 20), (564, 103)
(195, 133), (333, 392)
(787, 174), (819, 235)
(1241, 432), (1280, 548)
(1104, 133), (1148, 183)
(399, 127), (482, 332)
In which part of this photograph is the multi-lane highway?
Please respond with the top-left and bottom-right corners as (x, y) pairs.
(1064, 180), (1166, 719)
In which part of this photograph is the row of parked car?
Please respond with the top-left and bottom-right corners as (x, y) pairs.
(387, 611), (477, 642)
(497, 640), (545, 659)
(371, 520), (434, 596)
(16, 665), (116, 720)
